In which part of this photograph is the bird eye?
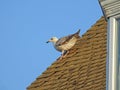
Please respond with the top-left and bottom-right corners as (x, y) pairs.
(51, 38), (53, 40)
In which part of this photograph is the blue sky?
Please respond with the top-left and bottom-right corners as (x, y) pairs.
(0, 0), (102, 90)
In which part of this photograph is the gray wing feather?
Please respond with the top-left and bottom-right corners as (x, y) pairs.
(56, 35), (72, 46)
(55, 29), (80, 46)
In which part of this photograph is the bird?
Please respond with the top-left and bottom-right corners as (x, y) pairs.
(46, 29), (80, 58)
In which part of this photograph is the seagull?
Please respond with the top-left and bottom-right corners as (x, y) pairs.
(46, 29), (80, 57)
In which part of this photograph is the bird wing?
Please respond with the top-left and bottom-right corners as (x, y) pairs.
(55, 35), (74, 46)
(55, 29), (80, 46)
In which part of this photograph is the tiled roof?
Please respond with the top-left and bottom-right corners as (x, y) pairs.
(27, 17), (107, 90)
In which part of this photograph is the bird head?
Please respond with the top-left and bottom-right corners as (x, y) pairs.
(46, 37), (58, 44)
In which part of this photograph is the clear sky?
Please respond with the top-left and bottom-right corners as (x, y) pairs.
(0, 0), (103, 90)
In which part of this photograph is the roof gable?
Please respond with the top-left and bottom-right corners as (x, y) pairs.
(27, 17), (107, 90)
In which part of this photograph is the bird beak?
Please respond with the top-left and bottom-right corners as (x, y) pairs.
(46, 41), (50, 43)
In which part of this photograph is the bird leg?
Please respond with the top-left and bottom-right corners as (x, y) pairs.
(63, 50), (68, 55)
(59, 50), (69, 59)
(58, 50), (70, 60)
(64, 50), (69, 56)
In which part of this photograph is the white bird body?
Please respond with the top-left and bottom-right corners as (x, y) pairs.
(54, 36), (77, 52)
(47, 29), (80, 55)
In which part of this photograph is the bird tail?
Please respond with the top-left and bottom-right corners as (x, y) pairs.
(75, 29), (80, 35)
(74, 29), (80, 38)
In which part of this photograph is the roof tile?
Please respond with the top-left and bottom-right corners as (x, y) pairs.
(27, 16), (107, 90)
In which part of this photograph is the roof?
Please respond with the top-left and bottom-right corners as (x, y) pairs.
(99, 0), (120, 19)
(27, 17), (107, 90)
